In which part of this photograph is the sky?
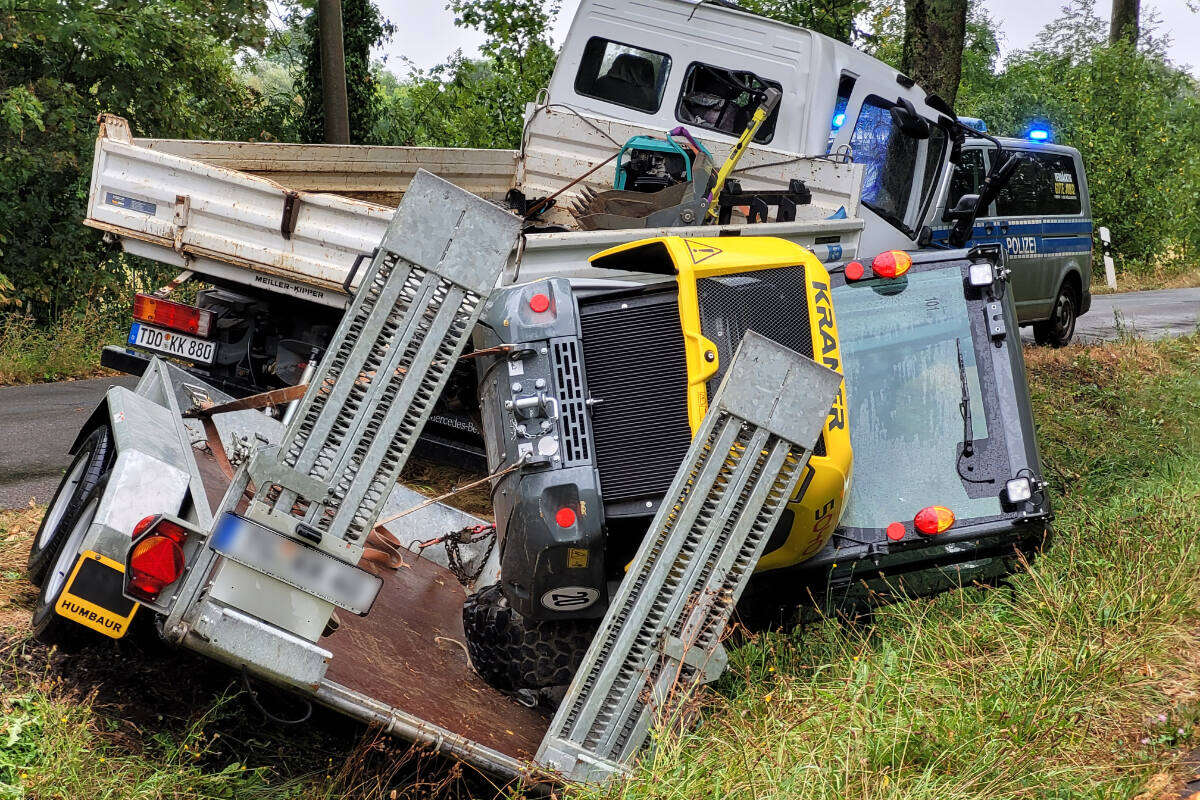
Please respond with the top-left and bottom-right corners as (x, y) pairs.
(372, 0), (1199, 76)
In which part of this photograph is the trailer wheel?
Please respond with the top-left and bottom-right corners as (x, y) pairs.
(462, 583), (596, 695)
(30, 474), (108, 648)
(28, 426), (114, 588)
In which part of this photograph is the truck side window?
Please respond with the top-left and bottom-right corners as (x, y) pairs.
(945, 148), (986, 213)
(675, 63), (781, 143)
(575, 38), (672, 114)
(849, 95), (919, 230)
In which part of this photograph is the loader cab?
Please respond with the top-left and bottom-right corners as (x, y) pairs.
(544, 0), (956, 253)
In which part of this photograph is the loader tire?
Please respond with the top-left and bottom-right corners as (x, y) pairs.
(462, 583), (597, 695)
(28, 426), (114, 588)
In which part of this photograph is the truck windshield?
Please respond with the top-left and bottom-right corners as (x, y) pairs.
(850, 96), (947, 234)
(833, 267), (1001, 529)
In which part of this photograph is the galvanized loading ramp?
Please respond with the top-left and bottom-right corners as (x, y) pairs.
(536, 332), (842, 782)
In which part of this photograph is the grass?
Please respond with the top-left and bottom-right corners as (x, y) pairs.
(0, 311), (124, 386)
(0, 335), (1198, 798)
(1093, 260), (1200, 295)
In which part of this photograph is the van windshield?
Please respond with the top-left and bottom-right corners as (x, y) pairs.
(850, 96), (947, 234)
(833, 267), (1001, 529)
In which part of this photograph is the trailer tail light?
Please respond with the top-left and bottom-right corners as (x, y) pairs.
(914, 506), (955, 535)
(132, 294), (214, 337)
(871, 250), (912, 279)
(127, 516), (189, 601)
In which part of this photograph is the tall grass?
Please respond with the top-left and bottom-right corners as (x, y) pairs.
(575, 335), (1200, 800)
(0, 311), (125, 386)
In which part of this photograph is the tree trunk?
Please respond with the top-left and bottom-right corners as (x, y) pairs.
(1109, 0), (1140, 45)
(900, 0), (968, 109)
(318, 0), (351, 144)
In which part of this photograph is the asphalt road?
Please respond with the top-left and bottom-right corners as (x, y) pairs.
(0, 289), (1196, 511)
(0, 375), (137, 510)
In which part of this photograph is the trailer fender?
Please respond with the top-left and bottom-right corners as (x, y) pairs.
(67, 386), (193, 564)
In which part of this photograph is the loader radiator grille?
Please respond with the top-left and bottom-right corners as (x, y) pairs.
(578, 292), (692, 508)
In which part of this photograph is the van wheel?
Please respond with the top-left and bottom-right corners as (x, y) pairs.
(462, 583), (596, 696)
(1033, 283), (1077, 347)
(30, 474), (108, 648)
(27, 426), (114, 588)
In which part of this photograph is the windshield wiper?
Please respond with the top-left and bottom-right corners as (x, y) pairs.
(955, 337), (974, 459)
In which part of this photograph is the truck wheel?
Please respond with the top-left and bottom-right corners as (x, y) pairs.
(462, 583), (597, 695)
(1033, 282), (1078, 347)
(27, 426), (114, 588)
(30, 475), (108, 647)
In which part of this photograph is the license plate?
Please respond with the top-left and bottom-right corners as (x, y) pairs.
(128, 322), (216, 364)
(210, 513), (382, 615)
(56, 551), (139, 638)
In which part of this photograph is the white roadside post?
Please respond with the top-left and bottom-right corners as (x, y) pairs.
(1099, 226), (1117, 289)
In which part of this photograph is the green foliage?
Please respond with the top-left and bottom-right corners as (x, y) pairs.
(0, 0), (265, 321)
(294, 0), (394, 144)
(952, 1), (1200, 268)
(729, 0), (874, 44)
(0, 310), (124, 385)
(374, 0), (559, 148)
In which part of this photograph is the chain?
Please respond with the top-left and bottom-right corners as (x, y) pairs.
(419, 523), (497, 585)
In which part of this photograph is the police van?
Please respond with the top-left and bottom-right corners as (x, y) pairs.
(931, 126), (1093, 346)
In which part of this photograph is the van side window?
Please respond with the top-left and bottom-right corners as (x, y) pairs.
(945, 148), (986, 213)
(675, 63), (781, 143)
(995, 151), (1082, 216)
(575, 38), (672, 114)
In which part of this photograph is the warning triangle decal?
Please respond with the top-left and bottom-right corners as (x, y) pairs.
(684, 240), (723, 264)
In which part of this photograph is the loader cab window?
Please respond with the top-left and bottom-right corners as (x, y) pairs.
(675, 63), (781, 143)
(575, 38), (672, 114)
(849, 95), (948, 234)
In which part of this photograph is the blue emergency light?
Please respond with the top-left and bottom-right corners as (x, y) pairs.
(1028, 128), (1050, 141)
(832, 112), (846, 129)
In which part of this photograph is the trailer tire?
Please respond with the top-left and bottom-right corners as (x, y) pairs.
(27, 426), (114, 588)
(30, 473), (109, 649)
(462, 583), (596, 695)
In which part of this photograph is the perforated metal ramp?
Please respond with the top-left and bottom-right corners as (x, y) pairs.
(536, 332), (843, 783)
(241, 169), (520, 558)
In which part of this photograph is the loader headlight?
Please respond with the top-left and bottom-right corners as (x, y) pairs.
(1004, 477), (1033, 504)
(968, 262), (995, 288)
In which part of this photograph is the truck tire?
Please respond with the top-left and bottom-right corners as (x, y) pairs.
(1033, 281), (1078, 347)
(30, 473), (109, 648)
(27, 426), (113, 588)
(462, 583), (596, 695)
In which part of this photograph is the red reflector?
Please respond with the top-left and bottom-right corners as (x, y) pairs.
(844, 261), (865, 281)
(555, 507), (576, 528)
(132, 515), (159, 537)
(529, 293), (551, 313)
(128, 535), (185, 599)
(886, 522), (906, 541)
(871, 250), (913, 279)
(914, 506), (955, 535)
(132, 294), (213, 337)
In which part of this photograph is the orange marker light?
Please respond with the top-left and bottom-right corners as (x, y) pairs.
(871, 250), (912, 279)
(914, 506), (955, 535)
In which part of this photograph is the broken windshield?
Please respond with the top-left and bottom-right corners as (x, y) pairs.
(834, 267), (1001, 529)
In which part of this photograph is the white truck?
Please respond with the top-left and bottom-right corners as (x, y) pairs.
(87, 0), (966, 460)
(34, 0), (1053, 787)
